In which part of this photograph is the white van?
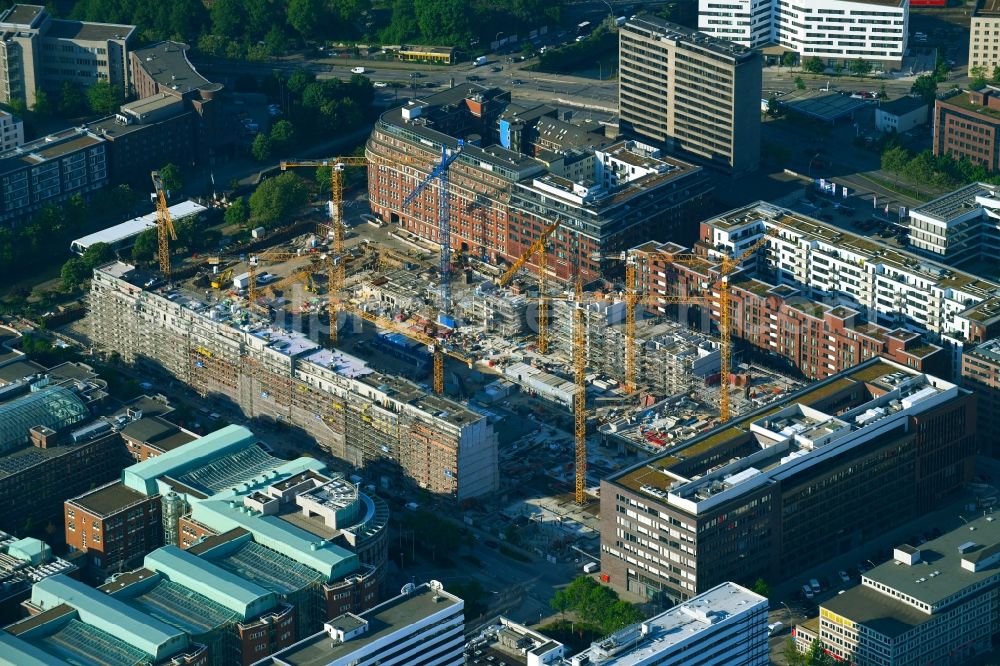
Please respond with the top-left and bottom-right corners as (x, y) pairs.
(351, 66), (366, 74)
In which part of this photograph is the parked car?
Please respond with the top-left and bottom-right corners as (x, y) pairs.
(802, 584), (815, 600)
(373, 81), (388, 88)
(838, 570), (851, 584)
(809, 579), (821, 593)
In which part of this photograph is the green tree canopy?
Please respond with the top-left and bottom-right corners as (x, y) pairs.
(795, 76), (805, 90)
(224, 197), (250, 227)
(751, 578), (772, 598)
(87, 80), (124, 114)
(881, 145), (910, 174)
(269, 119), (297, 155)
(132, 228), (158, 263)
(248, 172), (309, 228)
(57, 81), (87, 117)
(287, 0), (324, 38)
(60, 258), (90, 290)
(31, 90), (52, 117)
(911, 74), (938, 106)
(848, 58), (873, 77)
(782, 52), (796, 67)
(550, 576), (645, 635)
(81, 242), (115, 270)
(414, 0), (474, 45)
(159, 163), (183, 194)
(804, 57), (825, 74)
(251, 133), (272, 162)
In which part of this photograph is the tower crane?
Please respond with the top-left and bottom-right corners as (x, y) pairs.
(496, 218), (562, 353)
(401, 141), (464, 327)
(573, 270), (587, 505)
(280, 157), (367, 343)
(151, 171), (178, 279)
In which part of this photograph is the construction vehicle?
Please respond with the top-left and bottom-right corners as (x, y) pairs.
(151, 171), (177, 279)
(211, 268), (234, 290)
(401, 141), (464, 328)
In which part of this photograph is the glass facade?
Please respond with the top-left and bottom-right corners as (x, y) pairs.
(0, 386), (89, 453)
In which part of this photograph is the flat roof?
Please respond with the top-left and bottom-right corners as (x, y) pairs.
(966, 338), (1000, 365)
(911, 181), (993, 223)
(71, 201), (205, 251)
(862, 512), (1000, 608)
(43, 18), (135, 42)
(0, 4), (44, 28)
(0, 128), (104, 175)
(778, 89), (870, 122)
(821, 585), (928, 638)
(879, 96), (928, 117)
(940, 90), (1000, 120)
(133, 41), (222, 93)
(975, 0), (1000, 17)
(68, 481), (148, 517)
(268, 584), (462, 665)
(624, 15), (755, 60)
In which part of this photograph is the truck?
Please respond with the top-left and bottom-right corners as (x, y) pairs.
(251, 226), (266, 239)
(473, 55), (488, 67)
(233, 272), (250, 290)
(615, 16), (627, 26)
(582, 561), (599, 574)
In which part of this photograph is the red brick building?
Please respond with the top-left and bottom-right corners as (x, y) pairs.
(120, 415), (198, 462)
(934, 90), (1000, 172)
(961, 338), (1000, 457)
(64, 481), (163, 583)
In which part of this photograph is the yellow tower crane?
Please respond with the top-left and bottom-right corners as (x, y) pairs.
(573, 271), (587, 505)
(280, 157), (367, 342)
(151, 171), (178, 279)
(496, 218), (561, 353)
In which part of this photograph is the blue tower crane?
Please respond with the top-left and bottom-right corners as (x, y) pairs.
(402, 140), (464, 328)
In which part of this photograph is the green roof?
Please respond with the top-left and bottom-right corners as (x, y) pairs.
(30, 575), (189, 662)
(144, 545), (277, 620)
(122, 424), (257, 495)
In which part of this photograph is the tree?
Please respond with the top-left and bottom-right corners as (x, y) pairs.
(251, 133), (272, 162)
(766, 95), (780, 117)
(878, 83), (888, 100)
(381, 0), (419, 43)
(782, 52), (797, 68)
(795, 76), (806, 90)
(804, 56), (825, 74)
(751, 578), (772, 598)
(248, 172), (309, 228)
(971, 65), (988, 89)
(881, 145), (910, 183)
(82, 242), (115, 270)
(785, 637), (805, 666)
(269, 119), (297, 154)
(57, 81), (86, 117)
(132, 228), (158, 263)
(60, 257), (89, 290)
(848, 58), (872, 77)
(31, 90), (52, 117)
(993, 65), (1000, 84)
(803, 639), (838, 665)
(911, 74), (938, 106)
(288, 0), (324, 38)
(87, 80), (124, 114)
(224, 197), (249, 227)
(414, 0), (474, 45)
(159, 163), (183, 194)
(210, 0), (244, 38)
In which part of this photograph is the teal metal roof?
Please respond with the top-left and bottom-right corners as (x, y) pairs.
(0, 386), (89, 454)
(144, 546), (277, 620)
(192, 498), (358, 581)
(30, 575), (188, 662)
(7, 536), (49, 564)
(0, 632), (70, 666)
(122, 424), (257, 495)
(129, 579), (238, 636)
(211, 541), (325, 595)
(37, 618), (154, 666)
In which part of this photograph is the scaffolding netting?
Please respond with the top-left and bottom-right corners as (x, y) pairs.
(0, 386), (89, 454)
(38, 618), (152, 666)
(130, 579), (238, 636)
(215, 541), (323, 594)
(176, 444), (278, 494)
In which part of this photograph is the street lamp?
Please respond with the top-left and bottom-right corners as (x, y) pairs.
(779, 601), (793, 621)
(495, 32), (504, 50)
(807, 152), (821, 178)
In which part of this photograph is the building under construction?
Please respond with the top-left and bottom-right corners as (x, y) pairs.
(88, 261), (500, 501)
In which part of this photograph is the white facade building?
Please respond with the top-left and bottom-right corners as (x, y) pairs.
(562, 582), (768, 666)
(875, 96), (927, 133)
(699, 0), (909, 69)
(259, 582), (464, 666)
(0, 109), (23, 152)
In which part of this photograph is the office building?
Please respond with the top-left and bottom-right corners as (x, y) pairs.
(907, 181), (1000, 262)
(795, 513), (1000, 665)
(875, 96), (927, 133)
(64, 481), (163, 583)
(961, 338), (1000, 457)
(600, 359), (976, 603)
(619, 16), (762, 175)
(0, 4), (134, 107)
(0, 531), (76, 624)
(632, 203), (964, 381)
(465, 616), (567, 666)
(255, 581), (465, 666)
(698, 0), (908, 70)
(971, 0), (1000, 72)
(0, 126), (108, 225)
(366, 84), (712, 284)
(934, 89), (1000, 173)
(0, 110), (22, 152)
(0, 360), (134, 539)
(90, 262), (500, 501)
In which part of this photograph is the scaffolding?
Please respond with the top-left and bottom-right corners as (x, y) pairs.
(0, 386), (90, 454)
(41, 618), (153, 666)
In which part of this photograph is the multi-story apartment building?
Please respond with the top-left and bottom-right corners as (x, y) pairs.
(256, 581), (465, 666)
(600, 358), (976, 603)
(631, 203), (979, 380)
(0, 4), (134, 107)
(619, 16), (762, 175)
(64, 481), (163, 583)
(367, 84), (712, 283)
(934, 89), (1000, 172)
(0, 109), (23, 152)
(795, 513), (1000, 665)
(961, 338), (1000, 457)
(699, 0), (908, 70)
(970, 0), (1000, 72)
(908, 181), (1000, 262)
(89, 261), (500, 501)
(0, 126), (108, 224)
